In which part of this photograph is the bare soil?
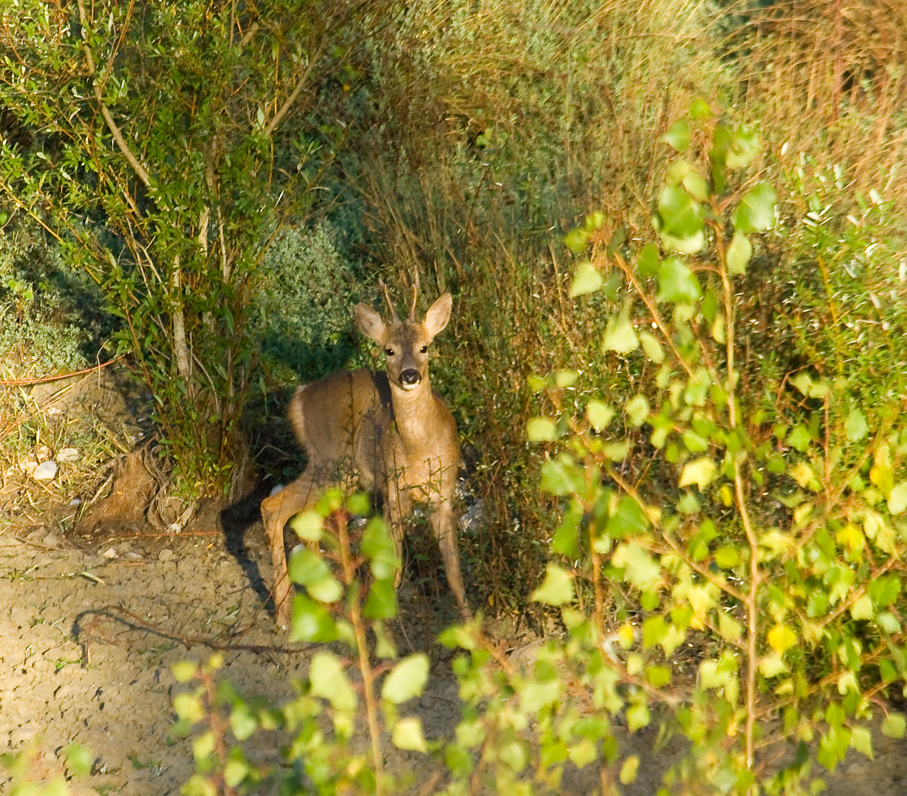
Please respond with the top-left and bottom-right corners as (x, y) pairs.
(2, 506), (907, 795)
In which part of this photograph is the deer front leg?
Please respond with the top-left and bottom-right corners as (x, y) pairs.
(383, 480), (411, 590)
(432, 502), (471, 621)
(260, 471), (322, 629)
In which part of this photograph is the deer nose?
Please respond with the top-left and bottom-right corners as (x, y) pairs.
(399, 369), (422, 387)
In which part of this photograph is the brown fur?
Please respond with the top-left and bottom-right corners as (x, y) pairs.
(260, 286), (469, 627)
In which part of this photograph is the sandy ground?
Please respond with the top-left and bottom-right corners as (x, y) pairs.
(1, 505), (907, 795)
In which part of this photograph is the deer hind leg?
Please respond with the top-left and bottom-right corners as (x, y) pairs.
(431, 502), (472, 621)
(260, 470), (323, 629)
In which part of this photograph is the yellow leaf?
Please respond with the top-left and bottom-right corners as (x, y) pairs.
(679, 457), (717, 490)
(767, 624), (797, 656)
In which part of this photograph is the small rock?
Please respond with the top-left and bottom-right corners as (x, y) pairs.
(158, 548), (175, 562)
(55, 448), (79, 463)
(32, 460), (58, 481)
(270, 483), (286, 496)
(101, 547), (118, 559)
(42, 533), (60, 548)
(69, 497), (82, 507)
(19, 459), (37, 475)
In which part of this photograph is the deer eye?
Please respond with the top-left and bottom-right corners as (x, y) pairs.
(385, 348), (395, 357)
(420, 346), (428, 354)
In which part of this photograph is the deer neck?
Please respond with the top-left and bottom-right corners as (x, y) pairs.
(389, 380), (436, 446)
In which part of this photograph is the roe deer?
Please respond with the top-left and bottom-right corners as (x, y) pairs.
(260, 277), (470, 628)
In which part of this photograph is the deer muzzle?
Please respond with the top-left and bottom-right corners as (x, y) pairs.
(399, 369), (422, 389)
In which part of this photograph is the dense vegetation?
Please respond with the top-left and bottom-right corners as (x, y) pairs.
(2, 0), (907, 793)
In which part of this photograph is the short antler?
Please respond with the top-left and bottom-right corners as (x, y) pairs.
(407, 271), (420, 321)
(378, 278), (400, 322)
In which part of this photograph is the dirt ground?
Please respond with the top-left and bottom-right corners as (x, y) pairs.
(2, 508), (907, 795)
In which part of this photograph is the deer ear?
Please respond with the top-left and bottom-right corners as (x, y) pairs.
(354, 303), (387, 343)
(423, 293), (452, 338)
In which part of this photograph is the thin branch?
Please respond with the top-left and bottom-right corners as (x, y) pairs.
(76, 0), (154, 192)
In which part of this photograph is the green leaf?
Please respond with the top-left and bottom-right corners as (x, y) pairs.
(363, 578), (398, 620)
(604, 300), (639, 353)
(64, 744), (94, 777)
(612, 542), (661, 591)
(361, 518), (399, 581)
(850, 595), (874, 621)
(881, 713), (906, 739)
(887, 483), (907, 514)
(626, 703), (651, 732)
(290, 594), (339, 642)
(587, 400), (615, 431)
(683, 171), (710, 203)
(679, 457), (717, 490)
(531, 564), (575, 605)
(288, 548), (343, 603)
(726, 232), (752, 275)
(620, 755), (640, 784)
(639, 331), (664, 363)
(850, 726), (873, 760)
(657, 185), (705, 253)
(171, 661), (198, 683)
(230, 704), (258, 741)
(309, 651), (357, 711)
(570, 261), (604, 296)
(656, 257), (702, 304)
(527, 417), (558, 442)
(541, 454), (583, 495)
(289, 510), (323, 542)
(726, 126), (760, 169)
(626, 395), (649, 427)
(392, 716), (428, 752)
(733, 181), (776, 233)
(382, 654), (429, 704)
(663, 120), (690, 152)
(845, 408), (869, 442)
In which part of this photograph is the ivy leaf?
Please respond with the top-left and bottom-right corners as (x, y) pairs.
(570, 261), (604, 297)
(733, 182), (776, 233)
(382, 654), (429, 704)
(531, 564), (575, 605)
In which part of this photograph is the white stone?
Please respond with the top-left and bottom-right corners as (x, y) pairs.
(55, 448), (79, 463)
(32, 460), (58, 481)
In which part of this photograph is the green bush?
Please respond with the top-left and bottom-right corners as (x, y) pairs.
(172, 109), (907, 796)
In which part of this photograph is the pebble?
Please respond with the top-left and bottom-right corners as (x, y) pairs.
(32, 460), (58, 481)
